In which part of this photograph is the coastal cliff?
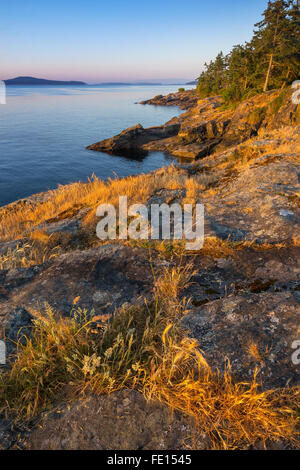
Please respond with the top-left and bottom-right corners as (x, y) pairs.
(0, 88), (300, 450)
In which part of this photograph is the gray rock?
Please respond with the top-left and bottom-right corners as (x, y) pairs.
(182, 292), (300, 389)
(23, 390), (201, 450)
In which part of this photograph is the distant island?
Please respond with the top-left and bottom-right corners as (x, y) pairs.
(4, 76), (87, 86)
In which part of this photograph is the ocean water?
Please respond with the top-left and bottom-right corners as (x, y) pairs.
(0, 84), (189, 207)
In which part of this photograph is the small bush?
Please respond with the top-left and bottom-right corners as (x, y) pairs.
(248, 106), (267, 127)
(268, 88), (290, 116)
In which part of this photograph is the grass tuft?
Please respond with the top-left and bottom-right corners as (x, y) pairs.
(0, 240), (61, 270)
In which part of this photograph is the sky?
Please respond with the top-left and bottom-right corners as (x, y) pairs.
(1, 0), (270, 83)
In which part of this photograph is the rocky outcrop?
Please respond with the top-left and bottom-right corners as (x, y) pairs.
(140, 90), (199, 109)
(88, 89), (299, 160)
(87, 123), (180, 156)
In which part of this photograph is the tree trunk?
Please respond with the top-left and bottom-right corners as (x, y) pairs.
(263, 11), (280, 93)
(263, 53), (274, 92)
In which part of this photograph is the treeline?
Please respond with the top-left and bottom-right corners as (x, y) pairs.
(197, 0), (300, 103)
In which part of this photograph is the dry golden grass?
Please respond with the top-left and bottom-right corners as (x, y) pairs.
(247, 341), (272, 364)
(29, 229), (52, 244)
(0, 228), (92, 270)
(126, 236), (236, 261)
(127, 234), (300, 264)
(247, 341), (263, 363)
(0, 240), (61, 270)
(0, 262), (299, 449)
(0, 166), (189, 242)
(292, 237), (300, 247)
(183, 174), (219, 204)
(0, 93), (299, 449)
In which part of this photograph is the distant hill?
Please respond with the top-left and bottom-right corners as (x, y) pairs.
(4, 76), (87, 86)
(185, 80), (198, 85)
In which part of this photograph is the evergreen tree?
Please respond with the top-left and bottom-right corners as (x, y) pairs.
(197, 52), (227, 96)
(224, 44), (256, 101)
(283, 0), (300, 86)
(196, 0), (300, 103)
(252, 0), (298, 92)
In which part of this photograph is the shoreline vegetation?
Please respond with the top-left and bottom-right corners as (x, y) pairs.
(0, 0), (300, 451)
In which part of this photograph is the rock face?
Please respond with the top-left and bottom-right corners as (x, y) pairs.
(88, 89), (299, 160)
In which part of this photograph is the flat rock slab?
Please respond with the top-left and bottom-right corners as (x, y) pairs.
(203, 156), (300, 244)
(22, 390), (199, 450)
(0, 244), (157, 347)
(182, 292), (300, 389)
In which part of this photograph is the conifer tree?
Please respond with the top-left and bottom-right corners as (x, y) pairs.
(252, 0), (297, 92)
(196, 0), (300, 103)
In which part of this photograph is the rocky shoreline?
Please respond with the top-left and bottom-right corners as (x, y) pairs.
(0, 88), (300, 450)
(87, 88), (299, 160)
(140, 90), (199, 109)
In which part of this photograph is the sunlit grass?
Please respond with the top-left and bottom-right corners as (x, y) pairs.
(0, 240), (61, 270)
(0, 166), (186, 242)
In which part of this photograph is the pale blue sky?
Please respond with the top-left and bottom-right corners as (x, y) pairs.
(1, 0), (269, 83)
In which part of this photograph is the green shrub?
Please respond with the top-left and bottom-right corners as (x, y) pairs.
(268, 88), (290, 116)
(248, 106), (267, 126)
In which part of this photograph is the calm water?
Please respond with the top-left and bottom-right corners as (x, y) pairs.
(0, 85), (188, 207)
